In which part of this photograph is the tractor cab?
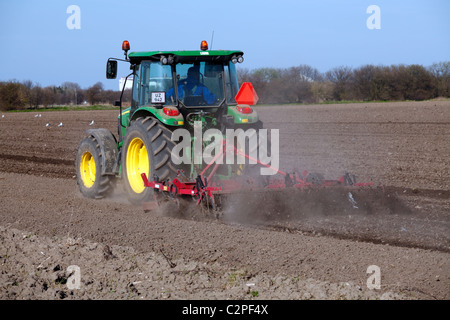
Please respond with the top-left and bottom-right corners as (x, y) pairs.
(127, 44), (242, 111)
(107, 40), (259, 133)
(135, 58), (240, 109)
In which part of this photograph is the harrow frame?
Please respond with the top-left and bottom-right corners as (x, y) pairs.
(141, 141), (373, 211)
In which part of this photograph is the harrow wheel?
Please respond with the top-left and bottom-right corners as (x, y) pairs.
(122, 116), (178, 205)
(76, 136), (116, 199)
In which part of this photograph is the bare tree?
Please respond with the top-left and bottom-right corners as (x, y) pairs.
(237, 67), (252, 85)
(62, 81), (82, 105)
(325, 66), (353, 100)
(400, 64), (435, 100)
(282, 67), (315, 103)
(86, 82), (104, 105)
(42, 86), (56, 107)
(429, 61), (450, 97)
(21, 80), (34, 108)
(352, 65), (377, 100)
(30, 84), (44, 109)
(0, 81), (27, 111)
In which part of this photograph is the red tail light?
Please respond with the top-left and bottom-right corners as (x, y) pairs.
(122, 40), (130, 51)
(163, 107), (180, 116)
(236, 105), (253, 114)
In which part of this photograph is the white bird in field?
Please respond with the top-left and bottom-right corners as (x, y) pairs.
(46, 123), (50, 127)
(89, 120), (94, 126)
(58, 122), (63, 127)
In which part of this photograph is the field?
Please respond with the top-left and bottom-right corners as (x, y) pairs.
(0, 100), (449, 300)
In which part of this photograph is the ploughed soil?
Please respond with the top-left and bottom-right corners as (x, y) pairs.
(0, 100), (449, 300)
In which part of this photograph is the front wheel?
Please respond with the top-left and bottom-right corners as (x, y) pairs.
(121, 117), (178, 205)
(76, 136), (116, 198)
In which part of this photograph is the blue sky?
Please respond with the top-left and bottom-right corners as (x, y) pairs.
(0, 0), (449, 90)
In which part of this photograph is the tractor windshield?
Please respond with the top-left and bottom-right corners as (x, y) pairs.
(171, 61), (240, 107)
(137, 60), (240, 108)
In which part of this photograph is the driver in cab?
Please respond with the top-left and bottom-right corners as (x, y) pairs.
(167, 67), (216, 105)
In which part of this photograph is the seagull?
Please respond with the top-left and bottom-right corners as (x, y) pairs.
(89, 120), (94, 126)
(46, 123), (50, 127)
(58, 122), (63, 127)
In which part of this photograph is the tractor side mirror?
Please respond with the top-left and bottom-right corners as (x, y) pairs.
(106, 60), (118, 79)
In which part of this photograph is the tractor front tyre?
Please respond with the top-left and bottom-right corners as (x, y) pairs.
(76, 136), (116, 199)
(122, 117), (177, 205)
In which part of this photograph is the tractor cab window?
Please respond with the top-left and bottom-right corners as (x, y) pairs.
(131, 64), (140, 109)
(172, 61), (224, 107)
(225, 62), (239, 104)
(139, 61), (175, 106)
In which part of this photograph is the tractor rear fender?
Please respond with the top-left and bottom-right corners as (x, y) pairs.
(85, 128), (118, 176)
(130, 106), (184, 127)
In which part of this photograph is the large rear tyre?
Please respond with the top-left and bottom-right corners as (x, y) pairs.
(76, 136), (116, 199)
(122, 117), (178, 205)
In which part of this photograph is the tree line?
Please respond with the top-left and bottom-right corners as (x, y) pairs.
(238, 61), (449, 104)
(0, 81), (131, 111)
(1, 61), (448, 111)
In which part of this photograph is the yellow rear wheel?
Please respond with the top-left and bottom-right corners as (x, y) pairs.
(126, 137), (149, 194)
(122, 117), (178, 205)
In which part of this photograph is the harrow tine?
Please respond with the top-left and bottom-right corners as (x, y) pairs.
(285, 173), (294, 188)
(343, 172), (356, 186)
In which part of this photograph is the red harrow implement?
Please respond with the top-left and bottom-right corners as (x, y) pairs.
(140, 141), (373, 213)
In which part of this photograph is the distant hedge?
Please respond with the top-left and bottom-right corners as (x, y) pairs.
(0, 81), (131, 111)
(1, 61), (448, 111)
(237, 62), (449, 104)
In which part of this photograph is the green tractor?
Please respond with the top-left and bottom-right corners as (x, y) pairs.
(75, 40), (262, 204)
